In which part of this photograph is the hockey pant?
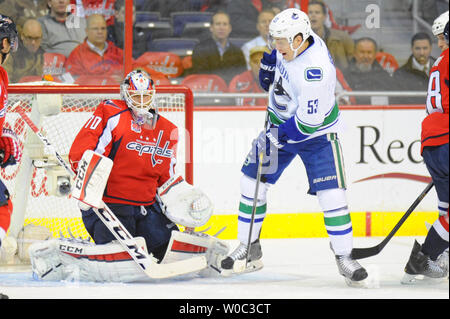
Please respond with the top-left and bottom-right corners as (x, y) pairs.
(81, 201), (179, 261)
(238, 133), (353, 255)
(421, 144), (449, 260)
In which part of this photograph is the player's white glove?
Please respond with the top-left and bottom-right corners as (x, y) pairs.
(158, 175), (213, 228)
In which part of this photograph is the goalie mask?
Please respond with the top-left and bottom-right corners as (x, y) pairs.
(268, 8), (311, 57)
(121, 70), (157, 127)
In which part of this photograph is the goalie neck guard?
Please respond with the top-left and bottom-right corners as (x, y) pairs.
(120, 70), (157, 127)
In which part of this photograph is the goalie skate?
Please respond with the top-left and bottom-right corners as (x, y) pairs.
(401, 240), (448, 285)
(219, 240), (263, 276)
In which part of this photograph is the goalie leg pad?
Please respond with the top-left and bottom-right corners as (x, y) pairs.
(162, 230), (229, 276)
(29, 237), (151, 282)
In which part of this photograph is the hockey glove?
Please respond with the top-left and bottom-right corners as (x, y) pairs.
(258, 118), (311, 154)
(259, 49), (276, 92)
(0, 129), (22, 168)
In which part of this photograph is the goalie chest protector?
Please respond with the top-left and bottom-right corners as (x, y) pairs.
(69, 99), (179, 206)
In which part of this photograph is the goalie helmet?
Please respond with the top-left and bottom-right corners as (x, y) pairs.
(0, 14), (18, 63)
(120, 70), (157, 127)
(268, 8), (311, 54)
(432, 10), (449, 36)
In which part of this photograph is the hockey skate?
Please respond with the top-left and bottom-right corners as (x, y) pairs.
(335, 254), (368, 287)
(401, 240), (448, 284)
(220, 239), (263, 276)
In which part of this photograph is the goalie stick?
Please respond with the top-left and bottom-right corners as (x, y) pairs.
(15, 102), (207, 279)
(351, 182), (434, 260)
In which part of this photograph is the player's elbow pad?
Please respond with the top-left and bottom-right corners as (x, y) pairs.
(158, 175), (213, 228)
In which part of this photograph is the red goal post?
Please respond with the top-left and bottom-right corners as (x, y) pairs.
(2, 84), (193, 242)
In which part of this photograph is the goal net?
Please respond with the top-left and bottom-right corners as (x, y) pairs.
(1, 83), (193, 248)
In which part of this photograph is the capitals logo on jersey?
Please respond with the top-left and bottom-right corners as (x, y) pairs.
(126, 131), (174, 167)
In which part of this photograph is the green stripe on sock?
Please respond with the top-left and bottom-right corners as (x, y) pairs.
(324, 214), (351, 226)
(239, 202), (267, 215)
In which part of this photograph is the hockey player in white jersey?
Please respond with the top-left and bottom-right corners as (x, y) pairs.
(220, 8), (368, 285)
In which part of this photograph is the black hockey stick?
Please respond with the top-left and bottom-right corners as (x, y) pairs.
(351, 181), (434, 260)
(245, 111), (269, 267)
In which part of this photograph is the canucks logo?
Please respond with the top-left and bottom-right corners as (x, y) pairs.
(305, 67), (323, 81)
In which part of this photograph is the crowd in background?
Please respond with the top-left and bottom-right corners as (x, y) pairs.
(0, 0), (448, 106)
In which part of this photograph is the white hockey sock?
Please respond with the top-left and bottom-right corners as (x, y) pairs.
(237, 175), (268, 245)
(324, 206), (353, 256)
(237, 196), (266, 244)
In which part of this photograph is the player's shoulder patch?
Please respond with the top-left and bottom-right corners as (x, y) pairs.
(304, 67), (323, 81)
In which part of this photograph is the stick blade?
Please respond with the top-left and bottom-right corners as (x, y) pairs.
(351, 246), (381, 260)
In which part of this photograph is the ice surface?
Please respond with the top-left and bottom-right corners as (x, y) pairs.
(0, 237), (448, 300)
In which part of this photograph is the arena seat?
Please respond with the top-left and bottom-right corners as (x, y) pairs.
(171, 11), (213, 37)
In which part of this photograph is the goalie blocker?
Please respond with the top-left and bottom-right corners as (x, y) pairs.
(29, 150), (227, 282)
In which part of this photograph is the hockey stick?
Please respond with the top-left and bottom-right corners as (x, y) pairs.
(16, 102), (207, 278)
(245, 111), (270, 267)
(351, 181), (434, 260)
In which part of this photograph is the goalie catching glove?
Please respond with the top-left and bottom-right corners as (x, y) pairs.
(157, 175), (213, 228)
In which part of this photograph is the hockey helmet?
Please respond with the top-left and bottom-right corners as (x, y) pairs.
(432, 11), (449, 36)
(0, 14), (18, 62)
(120, 69), (157, 127)
(268, 8), (311, 54)
(444, 22), (449, 44)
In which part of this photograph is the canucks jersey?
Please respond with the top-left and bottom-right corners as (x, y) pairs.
(69, 99), (178, 206)
(268, 32), (341, 143)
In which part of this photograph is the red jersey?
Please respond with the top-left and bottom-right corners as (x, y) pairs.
(0, 66), (8, 130)
(64, 40), (124, 78)
(421, 49), (449, 153)
(69, 99), (179, 206)
(228, 70), (267, 106)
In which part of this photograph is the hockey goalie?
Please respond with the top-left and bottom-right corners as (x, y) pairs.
(28, 70), (228, 282)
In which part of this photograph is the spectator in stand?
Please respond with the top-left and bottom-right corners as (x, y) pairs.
(393, 32), (436, 104)
(0, 0), (48, 33)
(226, 0), (285, 38)
(342, 37), (395, 105)
(190, 11), (246, 84)
(3, 19), (45, 83)
(39, 0), (87, 57)
(64, 14), (123, 82)
(69, 0), (116, 25)
(307, 0), (354, 70)
(107, 0), (150, 59)
(229, 46), (269, 106)
(241, 9), (275, 70)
